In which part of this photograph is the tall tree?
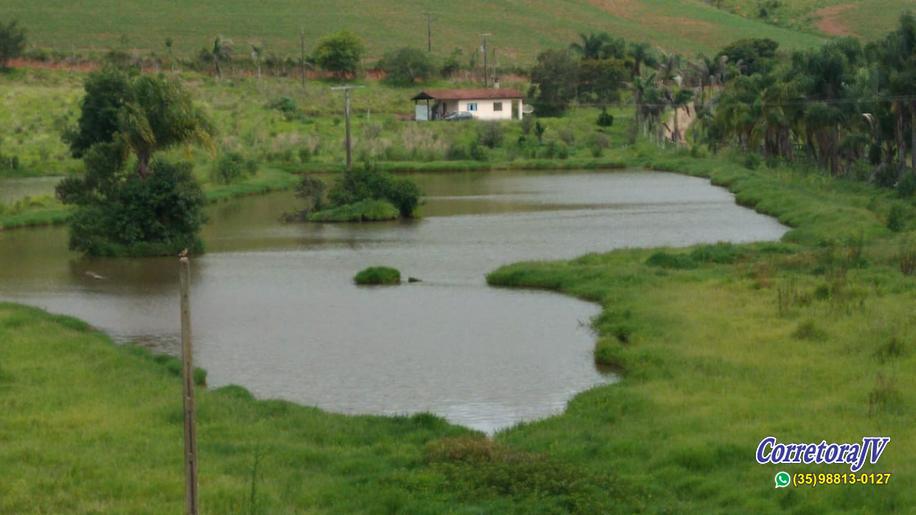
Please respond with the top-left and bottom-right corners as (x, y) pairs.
(529, 49), (578, 116)
(57, 70), (212, 257)
(313, 31), (365, 78)
(66, 68), (212, 179)
(0, 20), (26, 70)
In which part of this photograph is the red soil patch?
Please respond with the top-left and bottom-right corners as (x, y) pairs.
(814, 4), (859, 37)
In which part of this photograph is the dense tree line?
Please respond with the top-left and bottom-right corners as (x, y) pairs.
(701, 14), (916, 190)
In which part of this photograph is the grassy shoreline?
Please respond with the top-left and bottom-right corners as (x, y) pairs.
(487, 150), (914, 512)
(2, 149), (913, 512)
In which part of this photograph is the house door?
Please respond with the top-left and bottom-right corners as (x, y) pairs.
(511, 100), (520, 120)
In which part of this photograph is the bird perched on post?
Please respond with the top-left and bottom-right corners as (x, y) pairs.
(178, 248), (189, 259)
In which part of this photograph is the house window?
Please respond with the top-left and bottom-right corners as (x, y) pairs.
(493, 102), (503, 112)
(467, 102), (478, 112)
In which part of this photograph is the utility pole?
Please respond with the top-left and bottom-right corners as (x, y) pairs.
(299, 29), (306, 87)
(331, 85), (363, 171)
(178, 254), (198, 515)
(424, 12), (433, 52)
(480, 33), (491, 88)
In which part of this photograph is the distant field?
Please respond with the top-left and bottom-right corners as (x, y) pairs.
(5, 0), (825, 66)
(717, 0), (915, 38)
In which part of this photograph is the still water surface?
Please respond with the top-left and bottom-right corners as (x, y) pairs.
(0, 170), (787, 432)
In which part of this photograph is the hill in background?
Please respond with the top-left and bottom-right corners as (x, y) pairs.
(714, 0), (914, 39)
(6, 0), (833, 66)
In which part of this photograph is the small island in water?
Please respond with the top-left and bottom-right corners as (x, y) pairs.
(289, 164), (421, 223)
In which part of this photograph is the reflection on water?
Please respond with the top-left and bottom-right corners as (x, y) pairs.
(0, 170), (787, 432)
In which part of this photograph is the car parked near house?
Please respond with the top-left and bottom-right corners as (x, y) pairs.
(443, 111), (475, 121)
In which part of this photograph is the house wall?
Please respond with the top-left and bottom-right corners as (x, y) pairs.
(454, 99), (522, 121)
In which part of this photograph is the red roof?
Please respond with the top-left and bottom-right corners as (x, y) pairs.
(412, 88), (523, 101)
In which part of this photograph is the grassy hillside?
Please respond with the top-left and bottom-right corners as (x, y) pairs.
(6, 0), (825, 65)
(714, 0), (914, 39)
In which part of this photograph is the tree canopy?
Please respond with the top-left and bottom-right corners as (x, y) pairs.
(313, 31), (365, 76)
(701, 13), (916, 190)
(57, 68), (213, 256)
(379, 47), (435, 86)
(0, 20), (26, 70)
(66, 67), (213, 178)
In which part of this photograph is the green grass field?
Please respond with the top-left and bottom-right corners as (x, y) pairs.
(6, 0), (827, 64)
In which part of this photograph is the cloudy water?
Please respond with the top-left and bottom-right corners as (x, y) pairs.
(0, 170), (787, 432)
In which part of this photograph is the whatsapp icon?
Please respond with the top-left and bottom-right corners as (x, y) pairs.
(774, 471), (791, 488)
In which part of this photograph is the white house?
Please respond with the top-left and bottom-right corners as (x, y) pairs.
(412, 89), (525, 121)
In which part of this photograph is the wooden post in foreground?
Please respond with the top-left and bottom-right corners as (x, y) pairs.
(179, 255), (199, 515)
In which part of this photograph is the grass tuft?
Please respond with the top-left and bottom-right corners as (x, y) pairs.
(354, 266), (401, 285)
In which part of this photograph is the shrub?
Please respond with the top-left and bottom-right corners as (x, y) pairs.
(558, 128), (575, 146)
(477, 123), (503, 149)
(211, 151), (249, 184)
(267, 96), (300, 120)
(596, 108), (614, 127)
(468, 141), (488, 161)
(326, 164), (421, 218)
(67, 160), (206, 257)
(744, 153), (762, 170)
(897, 172), (916, 197)
(385, 177), (421, 217)
(354, 266), (401, 285)
(445, 141), (469, 160)
(520, 115), (534, 136)
(295, 174), (326, 213)
(589, 133), (610, 157)
(886, 204), (906, 232)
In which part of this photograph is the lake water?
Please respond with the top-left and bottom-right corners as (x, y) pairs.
(0, 170), (787, 432)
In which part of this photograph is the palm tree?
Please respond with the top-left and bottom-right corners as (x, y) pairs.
(570, 32), (610, 60)
(627, 42), (657, 79)
(667, 87), (694, 144)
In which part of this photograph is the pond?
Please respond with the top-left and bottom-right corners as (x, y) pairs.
(0, 170), (788, 432)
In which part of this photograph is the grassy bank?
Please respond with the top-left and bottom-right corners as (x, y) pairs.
(0, 302), (640, 513)
(487, 150), (915, 513)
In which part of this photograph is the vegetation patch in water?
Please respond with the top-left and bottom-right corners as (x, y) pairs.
(354, 266), (401, 285)
(308, 199), (400, 223)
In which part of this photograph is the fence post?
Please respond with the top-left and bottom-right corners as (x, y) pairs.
(179, 255), (199, 515)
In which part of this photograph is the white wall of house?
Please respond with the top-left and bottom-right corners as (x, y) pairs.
(456, 99), (521, 120)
